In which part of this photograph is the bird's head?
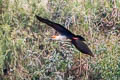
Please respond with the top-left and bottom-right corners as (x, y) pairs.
(72, 35), (85, 41)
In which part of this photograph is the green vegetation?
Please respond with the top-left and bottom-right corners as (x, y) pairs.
(0, 0), (120, 80)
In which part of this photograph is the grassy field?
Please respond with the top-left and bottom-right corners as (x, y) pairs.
(0, 0), (120, 80)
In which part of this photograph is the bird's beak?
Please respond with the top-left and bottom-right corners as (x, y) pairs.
(51, 35), (57, 39)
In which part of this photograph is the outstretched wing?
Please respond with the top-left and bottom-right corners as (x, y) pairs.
(72, 39), (94, 57)
(36, 15), (75, 39)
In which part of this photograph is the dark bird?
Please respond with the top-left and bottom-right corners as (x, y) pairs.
(36, 15), (94, 57)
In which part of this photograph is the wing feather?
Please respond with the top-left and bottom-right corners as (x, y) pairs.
(72, 39), (94, 57)
(36, 15), (75, 39)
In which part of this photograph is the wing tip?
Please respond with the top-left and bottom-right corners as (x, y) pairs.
(35, 15), (40, 20)
(89, 53), (94, 57)
(86, 49), (94, 57)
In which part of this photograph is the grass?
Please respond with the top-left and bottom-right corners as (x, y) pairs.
(0, 0), (120, 80)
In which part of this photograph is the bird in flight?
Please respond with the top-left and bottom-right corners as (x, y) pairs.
(36, 15), (94, 57)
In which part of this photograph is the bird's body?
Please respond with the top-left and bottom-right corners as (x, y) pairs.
(36, 15), (94, 57)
